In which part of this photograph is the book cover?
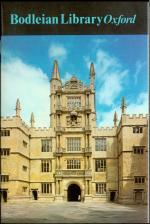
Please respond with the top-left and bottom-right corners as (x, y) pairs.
(1, 1), (149, 223)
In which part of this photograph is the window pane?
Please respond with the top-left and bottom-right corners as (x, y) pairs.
(67, 159), (81, 169)
(95, 159), (106, 172)
(133, 146), (144, 154)
(41, 183), (52, 194)
(41, 139), (52, 152)
(41, 160), (51, 172)
(67, 138), (81, 151)
(95, 138), (106, 151)
(67, 97), (81, 108)
(133, 126), (143, 134)
(134, 176), (145, 183)
(96, 183), (106, 194)
(1, 130), (10, 136)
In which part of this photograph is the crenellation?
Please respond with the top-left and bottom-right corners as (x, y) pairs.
(92, 127), (117, 138)
(29, 127), (54, 138)
(126, 113), (148, 119)
(6, 116), (12, 119)
(96, 127), (115, 131)
(95, 126), (116, 131)
(132, 114), (137, 118)
(3, 118), (13, 121)
(1, 116), (17, 126)
(1, 116), (14, 121)
(35, 127), (50, 131)
(120, 114), (148, 127)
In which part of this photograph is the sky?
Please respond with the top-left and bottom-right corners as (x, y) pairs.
(1, 35), (148, 127)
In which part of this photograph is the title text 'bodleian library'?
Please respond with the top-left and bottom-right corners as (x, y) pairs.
(1, 61), (148, 204)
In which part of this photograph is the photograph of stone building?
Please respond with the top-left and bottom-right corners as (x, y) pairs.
(1, 59), (148, 204)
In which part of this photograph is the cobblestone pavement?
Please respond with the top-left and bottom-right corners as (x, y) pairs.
(1, 201), (148, 223)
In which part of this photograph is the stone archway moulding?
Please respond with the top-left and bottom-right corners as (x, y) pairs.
(65, 181), (84, 191)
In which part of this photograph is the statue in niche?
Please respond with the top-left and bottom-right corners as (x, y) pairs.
(70, 113), (77, 126)
(66, 110), (81, 127)
(70, 110), (78, 126)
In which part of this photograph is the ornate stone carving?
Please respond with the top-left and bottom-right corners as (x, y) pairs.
(66, 110), (82, 127)
(64, 76), (83, 90)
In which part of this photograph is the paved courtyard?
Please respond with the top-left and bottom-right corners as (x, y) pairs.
(1, 201), (148, 223)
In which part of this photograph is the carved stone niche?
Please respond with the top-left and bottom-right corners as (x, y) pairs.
(66, 110), (82, 127)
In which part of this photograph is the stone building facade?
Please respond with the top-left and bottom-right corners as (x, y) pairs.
(0, 61), (148, 204)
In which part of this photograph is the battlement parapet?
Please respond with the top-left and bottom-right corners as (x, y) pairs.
(30, 127), (54, 138)
(93, 126), (117, 137)
(1, 116), (14, 121)
(97, 126), (115, 131)
(1, 116), (30, 133)
(34, 127), (50, 131)
(125, 114), (149, 119)
(118, 113), (148, 128)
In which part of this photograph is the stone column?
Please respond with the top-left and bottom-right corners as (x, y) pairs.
(88, 157), (91, 169)
(58, 157), (60, 169)
(85, 157), (87, 170)
(56, 157), (59, 169)
(87, 156), (89, 169)
(85, 180), (89, 195)
(87, 114), (89, 126)
(85, 134), (87, 148)
(56, 180), (59, 194)
(58, 180), (60, 195)
(87, 180), (89, 195)
(88, 180), (91, 195)
(87, 94), (89, 106)
(58, 115), (60, 126)
(57, 135), (60, 149)
(58, 95), (60, 106)
(87, 134), (90, 147)
(56, 135), (58, 149)
(86, 134), (88, 148)
(52, 182), (55, 195)
(85, 180), (87, 195)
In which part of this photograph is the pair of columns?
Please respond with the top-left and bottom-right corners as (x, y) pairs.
(56, 157), (61, 169)
(55, 180), (91, 196)
(85, 180), (91, 195)
(55, 180), (61, 195)
(85, 156), (91, 169)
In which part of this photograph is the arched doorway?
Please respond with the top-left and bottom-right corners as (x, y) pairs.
(67, 184), (81, 201)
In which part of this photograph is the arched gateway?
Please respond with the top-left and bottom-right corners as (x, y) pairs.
(67, 184), (81, 201)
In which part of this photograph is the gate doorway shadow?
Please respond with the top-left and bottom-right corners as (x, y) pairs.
(0, 190), (7, 202)
(32, 190), (38, 200)
(67, 184), (81, 202)
(110, 191), (116, 202)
